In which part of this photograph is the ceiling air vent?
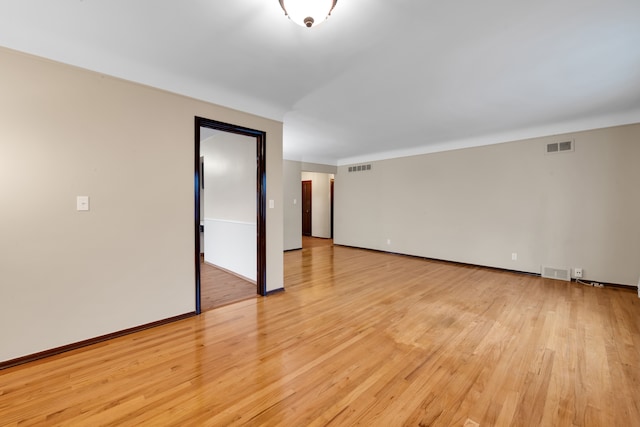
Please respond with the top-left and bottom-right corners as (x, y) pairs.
(541, 265), (571, 281)
(348, 164), (372, 173)
(546, 140), (574, 154)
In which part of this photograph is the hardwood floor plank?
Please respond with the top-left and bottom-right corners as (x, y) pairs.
(1, 244), (639, 426)
(200, 261), (257, 311)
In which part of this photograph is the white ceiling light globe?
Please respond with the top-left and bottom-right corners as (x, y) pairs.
(280, 0), (337, 28)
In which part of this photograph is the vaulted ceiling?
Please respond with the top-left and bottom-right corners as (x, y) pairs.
(1, 0), (639, 165)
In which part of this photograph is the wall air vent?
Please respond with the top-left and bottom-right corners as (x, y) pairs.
(546, 140), (574, 154)
(541, 265), (571, 281)
(348, 164), (372, 173)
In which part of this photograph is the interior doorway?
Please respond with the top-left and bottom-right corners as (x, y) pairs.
(194, 117), (266, 314)
(330, 178), (334, 238)
(302, 180), (312, 236)
(300, 171), (334, 248)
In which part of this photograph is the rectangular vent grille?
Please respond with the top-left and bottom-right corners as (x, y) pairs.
(348, 164), (372, 173)
(546, 140), (574, 154)
(541, 265), (571, 281)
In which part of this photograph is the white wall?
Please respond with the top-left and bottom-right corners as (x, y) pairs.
(301, 171), (334, 239)
(202, 132), (256, 223)
(335, 124), (640, 286)
(0, 47), (283, 363)
(204, 219), (256, 281)
(202, 132), (256, 280)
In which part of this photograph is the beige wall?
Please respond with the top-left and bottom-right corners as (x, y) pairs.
(301, 162), (337, 175)
(283, 160), (302, 250)
(335, 124), (640, 286)
(0, 47), (283, 362)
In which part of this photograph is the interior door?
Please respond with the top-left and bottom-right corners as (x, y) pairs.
(302, 180), (312, 236)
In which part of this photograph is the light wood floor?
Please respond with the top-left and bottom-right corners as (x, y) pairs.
(200, 259), (257, 311)
(302, 235), (333, 248)
(2, 245), (639, 426)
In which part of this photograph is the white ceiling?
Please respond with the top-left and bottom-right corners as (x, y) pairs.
(1, 0), (639, 165)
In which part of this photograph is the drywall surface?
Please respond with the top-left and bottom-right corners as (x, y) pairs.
(0, 47), (283, 362)
(202, 132), (256, 223)
(335, 124), (640, 286)
(301, 162), (337, 175)
(283, 160), (302, 250)
(204, 219), (256, 281)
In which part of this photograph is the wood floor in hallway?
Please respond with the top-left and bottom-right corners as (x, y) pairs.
(302, 235), (333, 248)
(200, 260), (257, 311)
(1, 244), (639, 426)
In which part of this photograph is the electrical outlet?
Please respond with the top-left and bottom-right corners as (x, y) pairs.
(574, 267), (583, 278)
(511, 253), (517, 261)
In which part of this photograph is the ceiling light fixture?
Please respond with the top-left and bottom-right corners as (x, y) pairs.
(279, 0), (338, 28)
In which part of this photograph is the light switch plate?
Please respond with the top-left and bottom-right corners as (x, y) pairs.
(77, 196), (90, 211)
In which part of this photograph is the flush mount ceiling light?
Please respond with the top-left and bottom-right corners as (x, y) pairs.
(279, 0), (338, 28)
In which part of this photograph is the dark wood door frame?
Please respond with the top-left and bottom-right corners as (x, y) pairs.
(302, 180), (312, 236)
(330, 179), (334, 239)
(194, 117), (267, 315)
